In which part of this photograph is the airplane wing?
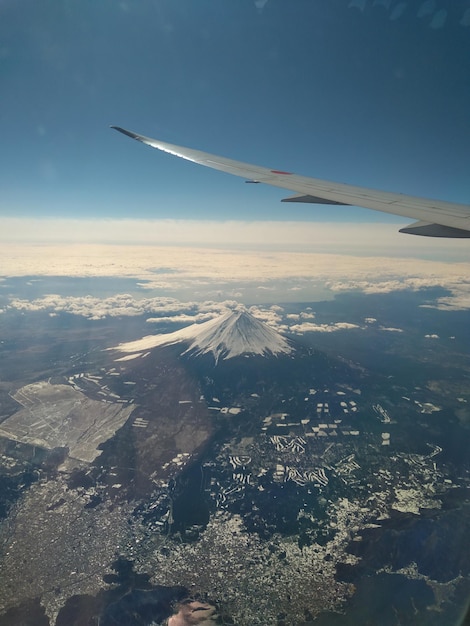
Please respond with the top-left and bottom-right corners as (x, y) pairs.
(111, 126), (470, 238)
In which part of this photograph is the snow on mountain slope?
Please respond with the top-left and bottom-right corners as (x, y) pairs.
(114, 308), (294, 363)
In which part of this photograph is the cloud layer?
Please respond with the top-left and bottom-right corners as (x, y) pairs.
(2, 241), (470, 314)
(1, 218), (469, 262)
(2, 218), (469, 314)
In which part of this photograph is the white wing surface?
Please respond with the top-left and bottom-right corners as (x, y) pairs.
(111, 126), (470, 238)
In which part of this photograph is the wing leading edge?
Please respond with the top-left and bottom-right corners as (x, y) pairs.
(111, 126), (470, 238)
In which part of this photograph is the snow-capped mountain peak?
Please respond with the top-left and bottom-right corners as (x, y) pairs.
(114, 307), (293, 363)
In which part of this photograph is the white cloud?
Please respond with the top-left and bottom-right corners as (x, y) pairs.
(420, 292), (470, 312)
(289, 322), (361, 334)
(327, 276), (470, 311)
(248, 305), (284, 328)
(379, 327), (404, 333)
(146, 312), (218, 324)
(7, 294), (234, 321)
(333, 322), (361, 330)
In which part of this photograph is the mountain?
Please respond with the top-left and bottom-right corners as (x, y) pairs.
(114, 308), (294, 364)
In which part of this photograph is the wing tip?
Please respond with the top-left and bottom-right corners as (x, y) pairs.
(110, 125), (140, 140)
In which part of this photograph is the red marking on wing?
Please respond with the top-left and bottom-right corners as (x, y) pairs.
(271, 170), (293, 175)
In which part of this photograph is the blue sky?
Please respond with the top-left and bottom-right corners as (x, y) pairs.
(1, 0), (470, 226)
